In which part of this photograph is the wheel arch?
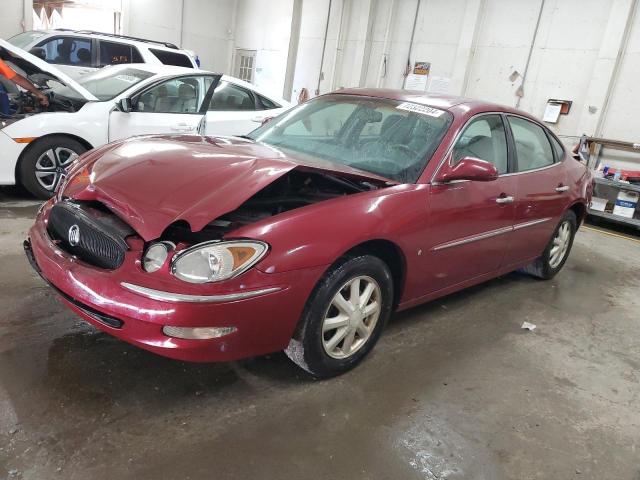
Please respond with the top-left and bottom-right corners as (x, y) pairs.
(338, 238), (407, 309)
(15, 133), (94, 182)
(568, 201), (587, 228)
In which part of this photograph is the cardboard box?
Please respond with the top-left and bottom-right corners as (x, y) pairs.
(612, 190), (639, 218)
(590, 197), (608, 212)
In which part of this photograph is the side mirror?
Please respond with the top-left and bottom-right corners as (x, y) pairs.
(436, 156), (499, 183)
(118, 97), (132, 113)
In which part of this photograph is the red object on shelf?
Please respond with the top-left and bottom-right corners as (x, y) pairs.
(604, 168), (640, 182)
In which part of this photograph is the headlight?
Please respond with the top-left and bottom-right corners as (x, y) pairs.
(171, 240), (268, 283)
(143, 242), (174, 272)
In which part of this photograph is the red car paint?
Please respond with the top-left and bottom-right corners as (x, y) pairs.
(27, 90), (592, 362)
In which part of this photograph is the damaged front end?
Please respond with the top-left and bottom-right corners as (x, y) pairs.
(50, 164), (390, 283)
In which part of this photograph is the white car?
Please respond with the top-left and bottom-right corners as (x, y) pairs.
(0, 39), (291, 199)
(7, 29), (198, 78)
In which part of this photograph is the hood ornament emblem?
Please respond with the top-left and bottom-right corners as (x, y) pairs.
(68, 224), (80, 246)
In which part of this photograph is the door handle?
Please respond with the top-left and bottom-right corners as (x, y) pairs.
(555, 185), (570, 192)
(495, 195), (514, 204)
(251, 115), (266, 123)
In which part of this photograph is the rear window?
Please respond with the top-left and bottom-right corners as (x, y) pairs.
(149, 48), (193, 68)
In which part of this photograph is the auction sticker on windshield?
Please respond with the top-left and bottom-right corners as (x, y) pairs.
(396, 102), (444, 117)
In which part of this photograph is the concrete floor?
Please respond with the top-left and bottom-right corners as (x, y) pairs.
(1, 186), (639, 480)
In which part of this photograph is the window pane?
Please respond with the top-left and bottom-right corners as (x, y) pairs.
(247, 96), (453, 183)
(100, 41), (132, 66)
(137, 76), (206, 113)
(35, 37), (93, 66)
(131, 47), (144, 63)
(508, 117), (554, 171)
(453, 115), (508, 174)
(550, 134), (565, 161)
(257, 94), (280, 110)
(149, 49), (193, 68)
(208, 81), (256, 111)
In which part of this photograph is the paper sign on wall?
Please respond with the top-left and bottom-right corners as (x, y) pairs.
(405, 74), (428, 91)
(428, 76), (451, 94)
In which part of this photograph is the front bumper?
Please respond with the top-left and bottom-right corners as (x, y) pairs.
(26, 215), (326, 362)
(0, 130), (28, 185)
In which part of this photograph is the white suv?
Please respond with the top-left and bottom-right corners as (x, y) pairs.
(7, 29), (198, 78)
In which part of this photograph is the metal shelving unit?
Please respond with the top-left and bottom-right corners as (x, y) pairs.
(581, 136), (640, 230)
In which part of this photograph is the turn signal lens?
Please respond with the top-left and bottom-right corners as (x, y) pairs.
(171, 240), (268, 283)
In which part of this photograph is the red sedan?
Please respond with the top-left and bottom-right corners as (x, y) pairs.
(26, 90), (592, 377)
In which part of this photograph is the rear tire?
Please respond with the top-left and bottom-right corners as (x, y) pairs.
(285, 255), (394, 378)
(18, 136), (87, 200)
(520, 210), (577, 280)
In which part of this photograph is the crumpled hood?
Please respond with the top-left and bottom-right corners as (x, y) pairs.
(63, 135), (390, 240)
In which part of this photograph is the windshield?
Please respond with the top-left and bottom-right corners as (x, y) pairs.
(247, 95), (452, 182)
(52, 67), (154, 101)
(7, 31), (48, 49)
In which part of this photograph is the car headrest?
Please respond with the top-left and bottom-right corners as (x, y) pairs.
(178, 83), (196, 99)
(76, 48), (91, 63)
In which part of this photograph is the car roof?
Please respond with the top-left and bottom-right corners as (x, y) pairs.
(332, 88), (537, 120)
(102, 63), (212, 77)
(36, 29), (185, 52)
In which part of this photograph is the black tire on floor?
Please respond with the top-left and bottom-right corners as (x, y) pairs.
(18, 136), (87, 200)
(285, 255), (394, 378)
(520, 210), (577, 280)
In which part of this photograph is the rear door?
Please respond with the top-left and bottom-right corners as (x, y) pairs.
(203, 80), (286, 136)
(425, 114), (517, 292)
(108, 74), (217, 141)
(502, 115), (568, 267)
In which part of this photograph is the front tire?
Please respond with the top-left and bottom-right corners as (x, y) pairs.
(285, 255), (394, 378)
(520, 210), (577, 280)
(18, 136), (87, 199)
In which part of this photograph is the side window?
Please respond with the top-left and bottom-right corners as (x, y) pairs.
(453, 115), (508, 174)
(100, 41), (134, 66)
(35, 37), (93, 66)
(135, 76), (208, 114)
(256, 94), (280, 110)
(508, 116), (554, 171)
(131, 47), (144, 63)
(208, 81), (256, 111)
(549, 134), (565, 161)
(148, 49), (193, 68)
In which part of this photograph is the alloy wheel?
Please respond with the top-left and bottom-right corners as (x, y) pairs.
(34, 147), (79, 192)
(549, 221), (571, 269)
(321, 275), (382, 359)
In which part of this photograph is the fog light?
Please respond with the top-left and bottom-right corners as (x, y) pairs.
(143, 242), (173, 272)
(162, 326), (237, 339)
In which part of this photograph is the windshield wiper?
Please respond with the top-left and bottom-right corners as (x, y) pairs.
(319, 172), (368, 192)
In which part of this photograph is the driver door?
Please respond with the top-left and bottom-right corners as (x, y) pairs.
(423, 114), (517, 293)
(108, 74), (217, 142)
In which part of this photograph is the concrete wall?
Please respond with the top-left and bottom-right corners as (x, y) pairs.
(0, 0), (33, 38)
(3, 0), (640, 143)
(121, 0), (236, 73)
(234, 0), (294, 97)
